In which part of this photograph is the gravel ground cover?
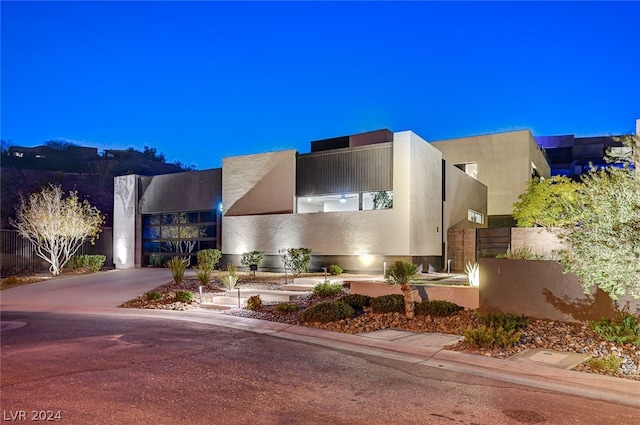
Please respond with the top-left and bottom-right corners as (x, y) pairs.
(117, 271), (640, 381)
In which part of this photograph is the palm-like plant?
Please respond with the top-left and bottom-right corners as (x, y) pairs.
(385, 260), (420, 318)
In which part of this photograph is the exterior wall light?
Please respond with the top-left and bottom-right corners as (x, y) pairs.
(339, 195), (347, 204)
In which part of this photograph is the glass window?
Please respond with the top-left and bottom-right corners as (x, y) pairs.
(296, 191), (392, 213)
(200, 211), (217, 223)
(468, 209), (484, 224)
(143, 226), (160, 239)
(142, 211), (219, 266)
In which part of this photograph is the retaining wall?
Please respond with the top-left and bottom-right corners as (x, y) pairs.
(479, 259), (640, 323)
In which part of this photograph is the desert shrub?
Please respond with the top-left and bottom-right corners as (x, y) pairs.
(65, 254), (105, 272)
(370, 294), (405, 314)
(246, 295), (262, 311)
(194, 265), (212, 286)
(220, 264), (240, 290)
(589, 313), (640, 345)
(197, 249), (222, 270)
(146, 290), (163, 301)
(274, 302), (302, 314)
(176, 290), (193, 303)
(66, 255), (84, 271)
(240, 251), (264, 270)
(329, 264), (343, 275)
(463, 325), (522, 349)
(84, 255), (106, 272)
(312, 281), (344, 297)
(495, 246), (543, 260)
(149, 254), (172, 267)
(477, 312), (529, 332)
(166, 256), (187, 284)
(279, 247), (312, 275)
(338, 294), (372, 309)
(3, 275), (19, 286)
(302, 300), (355, 324)
(587, 355), (622, 372)
(415, 300), (463, 317)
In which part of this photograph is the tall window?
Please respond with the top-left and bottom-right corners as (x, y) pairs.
(142, 211), (218, 266)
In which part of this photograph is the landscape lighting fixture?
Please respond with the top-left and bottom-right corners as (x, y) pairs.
(339, 195), (347, 204)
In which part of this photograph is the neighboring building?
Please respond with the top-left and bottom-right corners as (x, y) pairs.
(7, 145), (98, 160)
(430, 130), (551, 227)
(535, 134), (633, 179)
(113, 129), (487, 272)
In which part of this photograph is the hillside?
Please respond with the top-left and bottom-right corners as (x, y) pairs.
(1, 147), (190, 228)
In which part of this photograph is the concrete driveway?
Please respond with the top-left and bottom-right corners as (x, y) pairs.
(0, 268), (170, 312)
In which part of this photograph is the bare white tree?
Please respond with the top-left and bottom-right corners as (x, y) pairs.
(10, 185), (104, 275)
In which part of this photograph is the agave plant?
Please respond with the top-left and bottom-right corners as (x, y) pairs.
(385, 260), (420, 318)
(465, 261), (479, 287)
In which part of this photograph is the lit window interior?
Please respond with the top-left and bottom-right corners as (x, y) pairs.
(456, 163), (478, 179)
(468, 209), (483, 224)
(297, 191), (393, 213)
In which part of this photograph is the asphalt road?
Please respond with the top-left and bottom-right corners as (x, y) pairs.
(1, 310), (639, 425)
(1, 269), (639, 424)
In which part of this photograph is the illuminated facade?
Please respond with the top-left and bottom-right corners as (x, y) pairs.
(113, 129), (487, 272)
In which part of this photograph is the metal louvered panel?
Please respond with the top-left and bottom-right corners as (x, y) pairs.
(296, 143), (393, 196)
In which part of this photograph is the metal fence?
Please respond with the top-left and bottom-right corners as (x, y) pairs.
(1, 228), (113, 277)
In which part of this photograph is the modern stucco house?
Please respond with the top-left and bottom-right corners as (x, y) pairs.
(430, 130), (551, 227)
(113, 129), (487, 272)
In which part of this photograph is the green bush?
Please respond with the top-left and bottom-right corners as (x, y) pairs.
(415, 300), (462, 317)
(146, 291), (163, 301)
(312, 281), (344, 297)
(329, 264), (343, 275)
(463, 325), (522, 349)
(66, 255), (106, 272)
(302, 301), (355, 324)
(279, 247), (312, 276)
(589, 313), (640, 345)
(166, 256), (187, 284)
(176, 290), (193, 303)
(495, 246), (543, 260)
(370, 294), (406, 314)
(84, 255), (106, 272)
(194, 265), (212, 286)
(477, 312), (529, 332)
(246, 295), (262, 311)
(587, 355), (622, 372)
(149, 253), (172, 267)
(338, 294), (372, 309)
(66, 255), (84, 271)
(241, 251), (264, 270)
(274, 302), (301, 314)
(197, 249), (222, 270)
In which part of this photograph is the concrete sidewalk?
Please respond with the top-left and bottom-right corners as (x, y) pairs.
(2, 268), (639, 407)
(107, 308), (640, 408)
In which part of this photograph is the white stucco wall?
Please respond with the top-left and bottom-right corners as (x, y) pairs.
(444, 164), (487, 231)
(222, 131), (446, 258)
(223, 150), (296, 216)
(113, 175), (139, 269)
(431, 130), (550, 216)
(401, 131), (444, 255)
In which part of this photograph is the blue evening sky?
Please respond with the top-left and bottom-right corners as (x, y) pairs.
(2, 1), (639, 170)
